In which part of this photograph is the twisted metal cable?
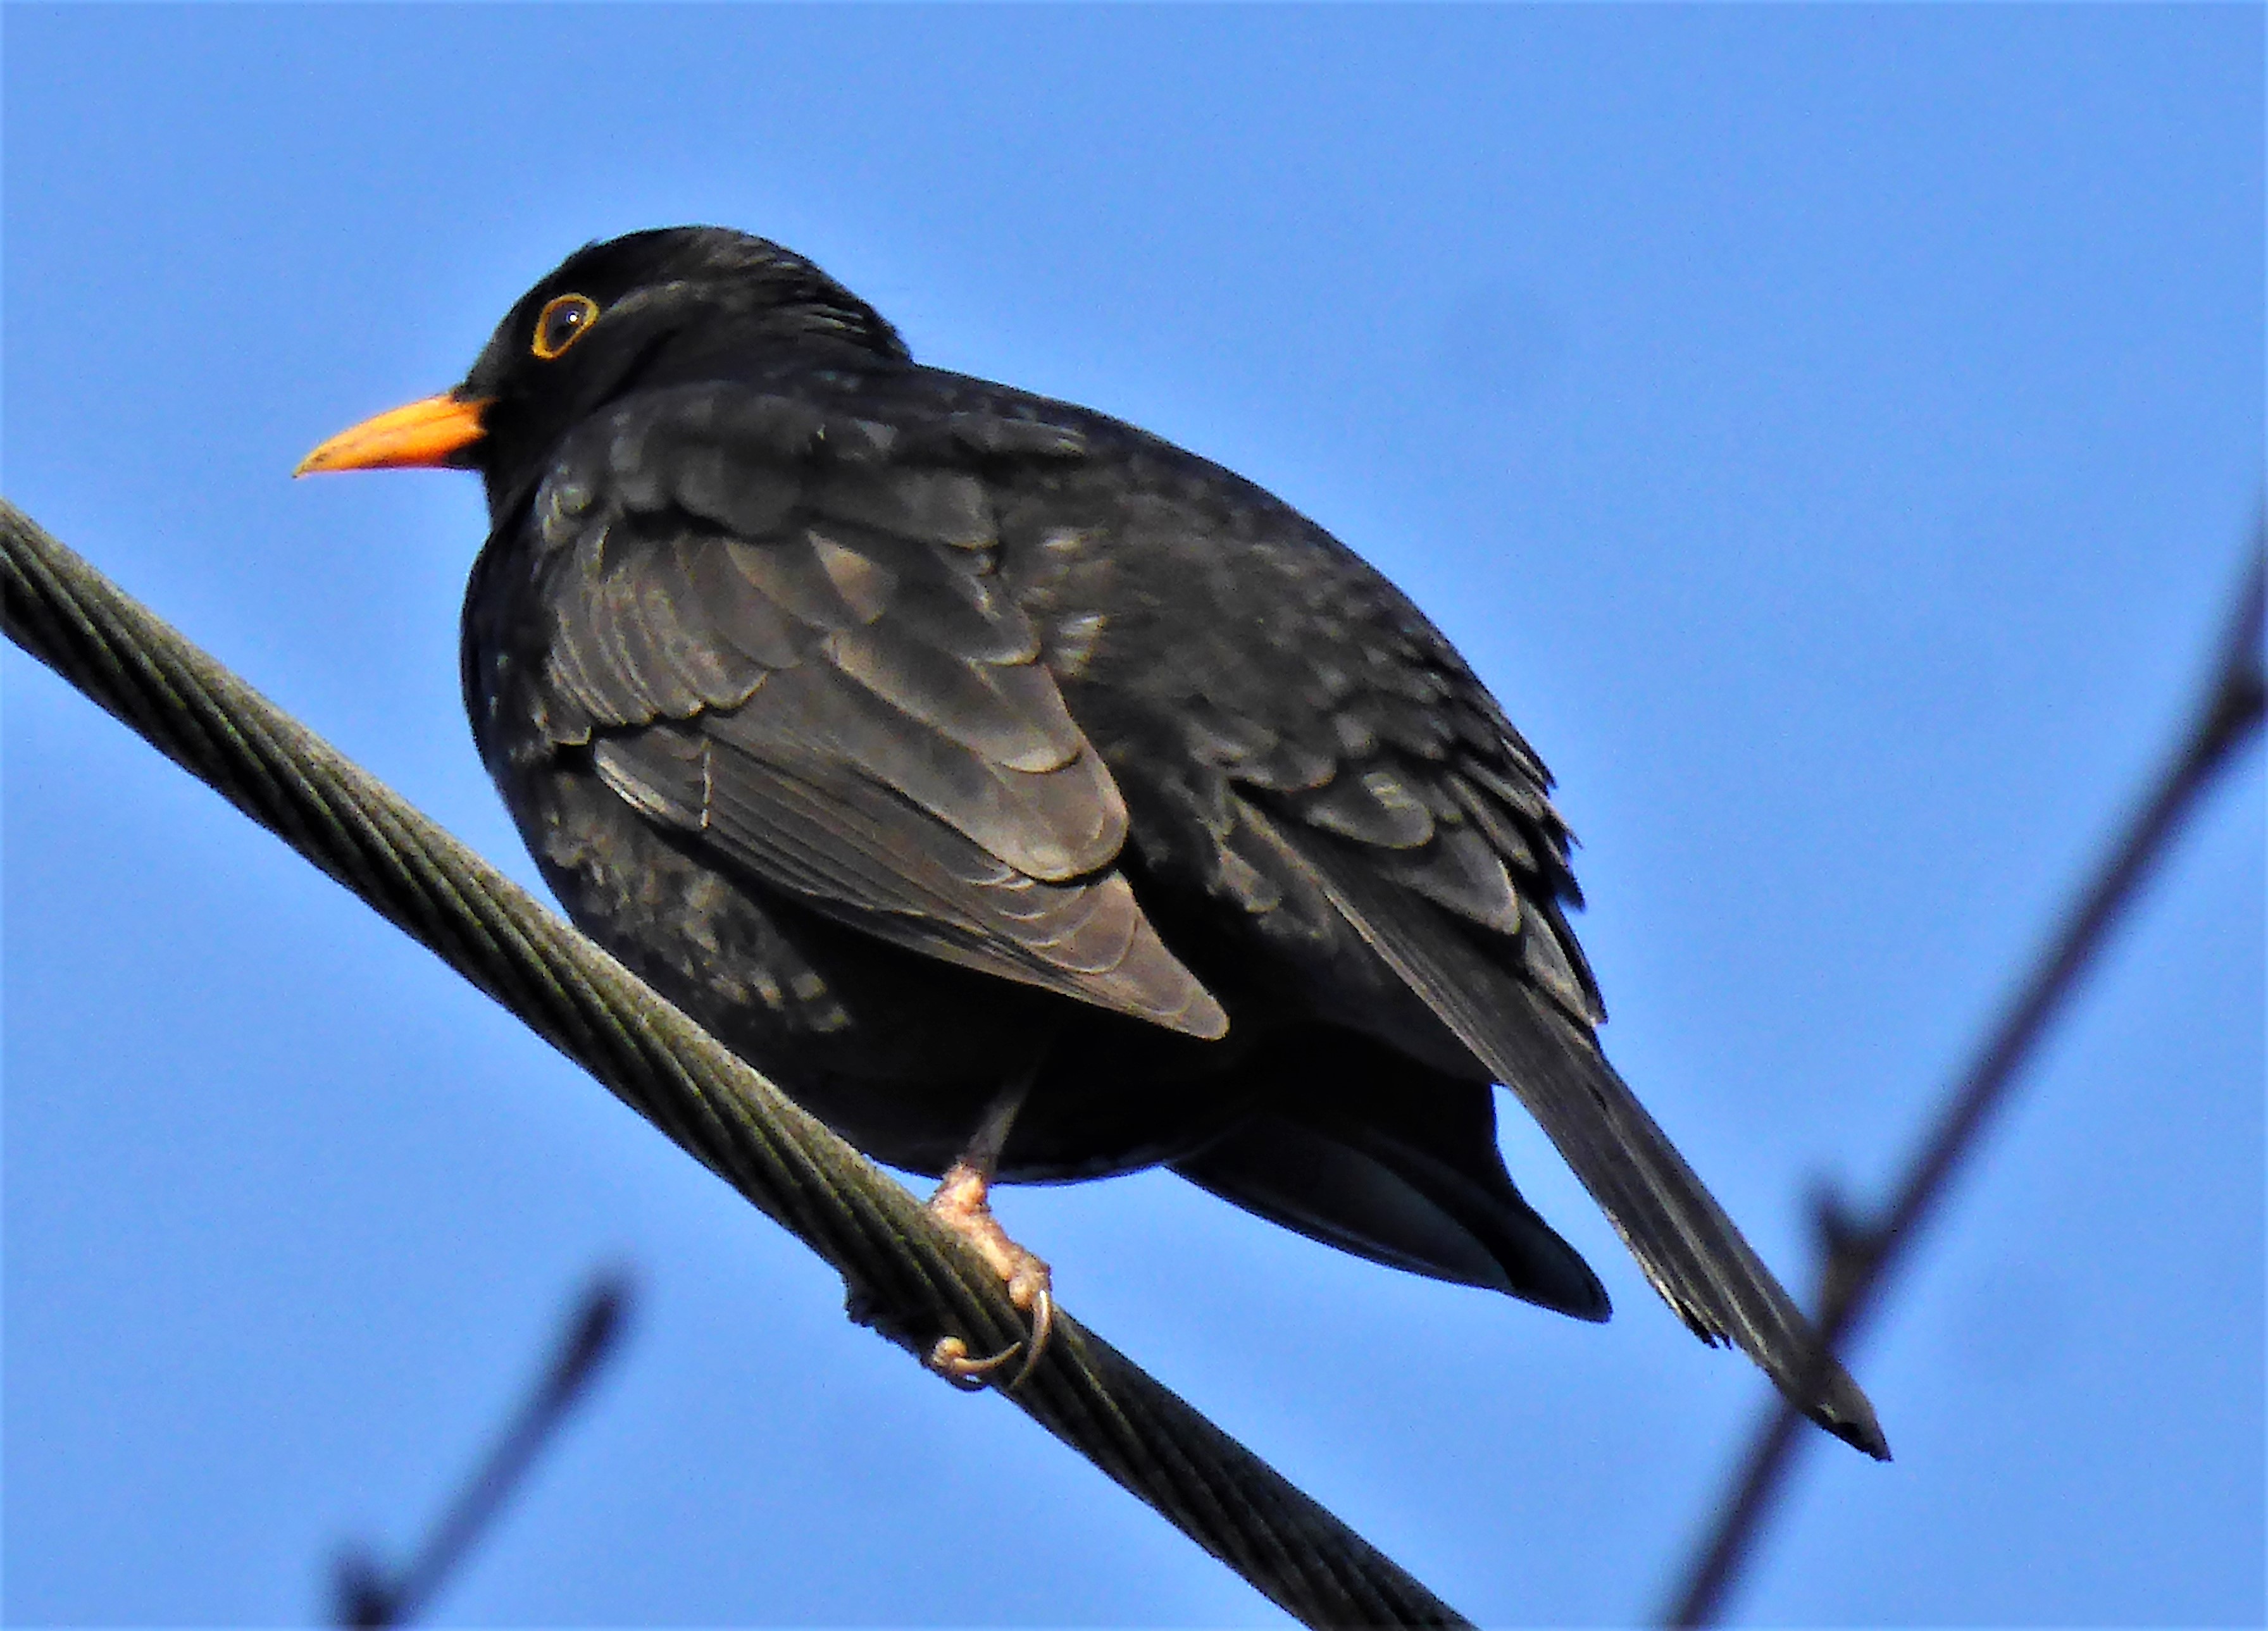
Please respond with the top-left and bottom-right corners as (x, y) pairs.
(3, 498), (1468, 1631)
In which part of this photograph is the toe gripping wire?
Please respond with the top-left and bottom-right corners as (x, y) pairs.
(1, 500), (1467, 1631)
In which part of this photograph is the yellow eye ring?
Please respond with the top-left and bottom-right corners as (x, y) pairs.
(531, 294), (599, 360)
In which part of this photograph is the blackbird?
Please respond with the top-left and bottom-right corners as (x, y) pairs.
(300, 226), (1886, 1456)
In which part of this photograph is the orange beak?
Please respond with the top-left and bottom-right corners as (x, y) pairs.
(294, 392), (492, 476)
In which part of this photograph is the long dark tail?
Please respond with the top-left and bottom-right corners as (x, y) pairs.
(1292, 828), (1890, 1460)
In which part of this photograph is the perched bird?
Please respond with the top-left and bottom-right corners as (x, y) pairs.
(300, 226), (1886, 1456)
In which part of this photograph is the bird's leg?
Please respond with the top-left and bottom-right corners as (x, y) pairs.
(924, 1073), (1054, 1391)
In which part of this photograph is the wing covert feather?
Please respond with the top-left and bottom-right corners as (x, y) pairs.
(523, 384), (1221, 1037)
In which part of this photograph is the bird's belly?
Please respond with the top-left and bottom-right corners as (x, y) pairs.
(504, 763), (1267, 1182)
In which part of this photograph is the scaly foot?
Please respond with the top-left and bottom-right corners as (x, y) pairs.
(924, 1158), (1054, 1390)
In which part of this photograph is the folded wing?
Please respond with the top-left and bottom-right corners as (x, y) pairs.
(514, 382), (1226, 1039)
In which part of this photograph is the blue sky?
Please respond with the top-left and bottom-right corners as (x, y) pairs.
(5, 6), (2260, 1625)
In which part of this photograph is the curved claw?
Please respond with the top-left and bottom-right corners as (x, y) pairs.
(925, 1281), (1055, 1393)
(1006, 1286), (1054, 1392)
(927, 1334), (1021, 1389)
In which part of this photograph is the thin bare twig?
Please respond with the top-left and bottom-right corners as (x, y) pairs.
(1666, 528), (2267, 1627)
(333, 1272), (635, 1627)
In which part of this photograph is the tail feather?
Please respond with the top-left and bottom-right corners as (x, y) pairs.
(1286, 821), (1890, 1460)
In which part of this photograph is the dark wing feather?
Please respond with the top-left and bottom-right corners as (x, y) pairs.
(520, 381), (1226, 1039)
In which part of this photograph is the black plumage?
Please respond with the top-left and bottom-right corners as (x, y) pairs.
(302, 226), (1886, 1457)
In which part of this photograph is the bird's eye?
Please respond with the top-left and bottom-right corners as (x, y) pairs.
(531, 294), (599, 360)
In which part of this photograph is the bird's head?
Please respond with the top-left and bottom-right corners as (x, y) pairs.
(295, 226), (907, 516)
